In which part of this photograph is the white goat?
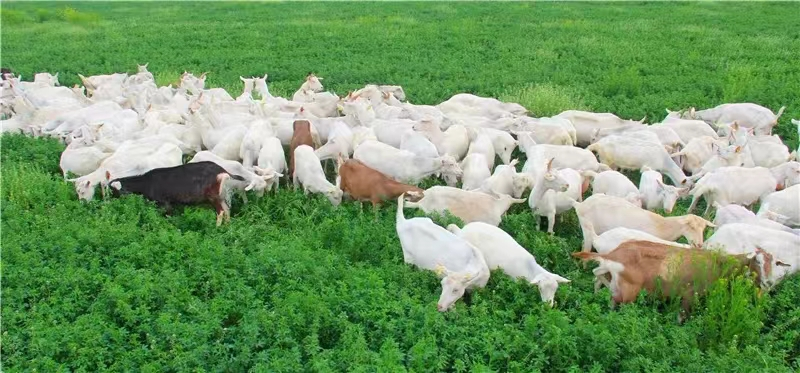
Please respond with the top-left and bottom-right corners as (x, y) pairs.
(584, 170), (642, 207)
(447, 222), (570, 306)
(527, 159), (579, 234)
(396, 194), (490, 312)
(404, 186), (526, 226)
(292, 145), (342, 206)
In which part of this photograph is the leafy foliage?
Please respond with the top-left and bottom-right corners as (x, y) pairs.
(2, 2), (799, 371)
(500, 84), (588, 118)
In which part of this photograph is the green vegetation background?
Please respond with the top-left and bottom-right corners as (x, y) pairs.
(2, 2), (799, 372)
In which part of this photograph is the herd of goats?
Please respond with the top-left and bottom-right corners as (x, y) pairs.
(1, 65), (799, 317)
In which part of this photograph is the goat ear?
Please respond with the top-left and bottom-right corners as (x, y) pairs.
(105, 171), (111, 180)
(244, 182), (255, 191)
(84, 180), (91, 187)
(776, 261), (791, 267)
(735, 146), (741, 153)
(240, 76), (246, 82)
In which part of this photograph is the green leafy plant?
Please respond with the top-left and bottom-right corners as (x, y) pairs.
(34, 8), (57, 23)
(2, 2), (799, 371)
(1, 9), (29, 25)
(57, 6), (100, 25)
(501, 83), (588, 117)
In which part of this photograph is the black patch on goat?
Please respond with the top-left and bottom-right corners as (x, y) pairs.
(109, 161), (245, 220)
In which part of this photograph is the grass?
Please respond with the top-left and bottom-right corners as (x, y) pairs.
(500, 83), (588, 118)
(2, 2), (800, 371)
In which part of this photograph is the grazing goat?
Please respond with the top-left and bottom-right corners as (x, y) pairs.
(108, 162), (244, 226)
(574, 241), (772, 321)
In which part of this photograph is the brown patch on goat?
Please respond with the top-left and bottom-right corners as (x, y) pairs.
(338, 159), (424, 211)
(573, 240), (762, 318)
(289, 120), (314, 176)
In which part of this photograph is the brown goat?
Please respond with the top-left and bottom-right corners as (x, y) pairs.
(289, 120), (314, 177)
(337, 157), (424, 215)
(573, 240), (771, 320)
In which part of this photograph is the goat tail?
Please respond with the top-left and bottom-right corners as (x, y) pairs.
(572, 251), (602, 262)
(581, 170), (599, 180)
(78, 74), (94, 90)
(774, 106), (786, 121)
(446, 224), (461, 234)
(396, 193), (406, 223)
(670, 149), (687, 158)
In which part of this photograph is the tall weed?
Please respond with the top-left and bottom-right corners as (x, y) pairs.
(500, 83), (588, 117)
(58, 7), (101, 25)
(0, 9), (29, 25)
(34, 8), (57, 23)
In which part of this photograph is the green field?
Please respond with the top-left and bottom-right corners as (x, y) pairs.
(2, 2), (799, 372)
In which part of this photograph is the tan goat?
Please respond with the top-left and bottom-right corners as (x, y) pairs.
(573, 241), (773, 320)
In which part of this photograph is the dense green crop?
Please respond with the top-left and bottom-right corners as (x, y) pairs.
(2, 2), (799, 372)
